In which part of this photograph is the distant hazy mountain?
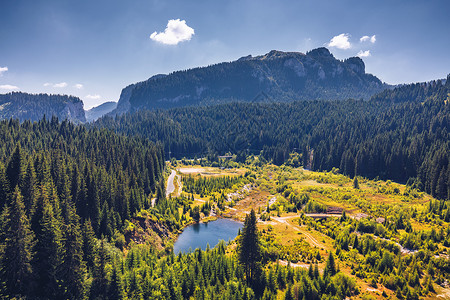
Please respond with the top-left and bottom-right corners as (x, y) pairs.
(0, 92), (86, 123)
(85, 101), (117, 122)
(113, 47), (389, 114)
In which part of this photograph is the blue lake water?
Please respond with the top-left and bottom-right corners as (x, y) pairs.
(173, 218), (243, 253)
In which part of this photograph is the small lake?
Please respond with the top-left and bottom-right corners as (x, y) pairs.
(174, 218), (243, 253)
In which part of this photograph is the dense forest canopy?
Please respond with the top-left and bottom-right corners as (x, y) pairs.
(0, 64), (448, 299)
(97, 76), (450, 200)
(0, 116), (364, 299)
(0, 117), (166, 237)
(0, 117), (167, 298)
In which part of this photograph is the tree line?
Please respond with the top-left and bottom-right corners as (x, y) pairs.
(0, 117), (165, 299)
(96, 76), (450, 200)
(182, 174), (246, 196)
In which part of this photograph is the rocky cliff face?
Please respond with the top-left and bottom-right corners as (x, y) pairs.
(113, 84), (135, 115)
(344, 57), (365, 75)
(0, 92), (86, 123)
(113, 47), (389, 114)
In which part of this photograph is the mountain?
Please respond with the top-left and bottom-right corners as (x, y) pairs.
(113, 47), (389, 114)
(0, 92), (86, 123)
(85, 101), (117, 122)
(96, 76), (450, 199)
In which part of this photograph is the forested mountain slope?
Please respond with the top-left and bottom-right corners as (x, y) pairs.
(0, 117), (165, 240)
(0, 116), (361, 300)
(0, 78), (448, 300)
(0, 92), (86, 123)
(96, 76), (450, 200)
(0, 117), (165, 298)
(113, 47), (388, 113)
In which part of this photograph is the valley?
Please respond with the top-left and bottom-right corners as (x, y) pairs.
(0, 73), (448, 299)
(1, 1), (449, 299)
(149, 162), (450, 299)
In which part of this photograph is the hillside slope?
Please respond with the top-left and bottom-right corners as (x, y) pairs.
(113, 47), (388, 113)
(0, 92), (86, 123)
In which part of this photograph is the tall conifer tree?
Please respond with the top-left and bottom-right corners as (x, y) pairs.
(0, 162), (10, 208)
(6, 144), (25, 190)
(59, 204), (86, 299)
(21, 158), (38, 214)
(238, 209), (262, 284)
(32, 188), (62, 299)
(0, 187), (35, 298)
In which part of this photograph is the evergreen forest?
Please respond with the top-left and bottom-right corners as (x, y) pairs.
(96, 77), (450, 200)
(0, 76), (449, 299)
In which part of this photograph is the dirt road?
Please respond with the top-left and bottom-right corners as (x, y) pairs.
(166, 170), (176, 198)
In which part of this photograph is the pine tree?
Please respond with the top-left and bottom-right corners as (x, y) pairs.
(32, 191), (62, 299)
(6, 144), (25, 190)
(82, 219), (97, 270)
(108, 263), (125, 300)
(238, 209), (262, 285)
(46, 181), (63, 225)
(284, 283), (294, 300)
(87, 172), (101, 233)
(0, 162), (10, 208)
(308, 263), (314, 278)
(90, 239), (110, 299)
(21, 158), (38, 214)
(36, 152), (52, 185)
(324, 252), (337, 278)
(353, 176), (359, 189)
(0, 187), (35, 298)
(99, 201), (112, 237)
(56, 163), (73, 222)
(353, 235), (359, 249)
(77, 175), (89, 219)
(59, 205), (86, 299)
(314, 263), (320, 279)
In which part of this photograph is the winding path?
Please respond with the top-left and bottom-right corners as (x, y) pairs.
(166, 170), (176, 198)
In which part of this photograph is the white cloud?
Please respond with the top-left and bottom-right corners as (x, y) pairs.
(0, 84), (19, 90)
(150, 19), (195, 45)
(360, 35), (369, 42)
(328, 33), (351, 50)
(357, 50), (371, 57)
(74, 83), (83, 89)
(0, 66), (8, 76)
(86, 94), (101, 100)
(43, 82), (51, 87)
(53, 82), (67, 88)
(360, 35), (376, 43)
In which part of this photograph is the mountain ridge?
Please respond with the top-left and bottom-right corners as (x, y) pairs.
(112, 47), (389, 114)
(0, 92), (86, 123)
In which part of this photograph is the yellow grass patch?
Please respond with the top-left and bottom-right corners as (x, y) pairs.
(177, 165), (246, 177)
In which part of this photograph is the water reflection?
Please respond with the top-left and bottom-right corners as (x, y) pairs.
(174, 219), (243, 253)
(192, 223), (200, 232)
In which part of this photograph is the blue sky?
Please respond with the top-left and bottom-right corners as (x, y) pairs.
(1, 0), (449, 109)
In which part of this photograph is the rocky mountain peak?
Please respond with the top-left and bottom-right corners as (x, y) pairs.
(306, 47), (334, 58)
(344, 57), (365, 74)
